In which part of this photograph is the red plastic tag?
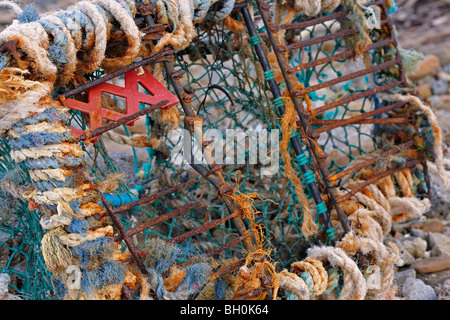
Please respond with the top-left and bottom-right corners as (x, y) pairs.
(65, 68), (178, 139)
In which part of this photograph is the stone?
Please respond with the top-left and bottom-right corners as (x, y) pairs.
(445, 228), (450, 237)
(438, 71), (450, 82)
(394, 231), (403, 239)
(408, 54), (440, 80)
(400, 236), (428, 259)
(422, 218), (447, 233)
(433, 110), (450, 147)
(384, 237), (416, 266)
(401, 278), (437, 300)
(431, 78), (449, 95)
(411, 256), (450, 273)
(392, 219), (425, 234)
(428, 163), (450, 223)
(0, 274), (20, 300)
(416, 84), (432, 98)
(410, 228), (426, 239)
(427, 232), (450, 257)
(429, 94), (450, 111)
(417, 269), (450, 289)
(437, 279), (450, 300)
(394, 268), (416, 287)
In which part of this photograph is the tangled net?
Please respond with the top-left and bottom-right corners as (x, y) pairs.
(0, 0), (445, 300)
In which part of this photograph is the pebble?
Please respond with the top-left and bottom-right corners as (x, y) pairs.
(437, 279), (450, 300)
(410, 228), (426, 239)
(429, 94), (450, 110)
(394, 268), (416, 287)
(394, 231), (403, 239)
(411, 255), (450, 274)
(426, 232), (450, 257)
(402, 278), (437, 300)
(416, 84), (432, 97)
(408, 54), (441, 80)
(401, 237), (428, 259)
(431, 78), (449, 95)
(0, 273), (20, 300)
(392, 219), (425, 234)
(443, 64), (450, 74)
(422, 218), (447, 233)
(384, 237), (415, 266)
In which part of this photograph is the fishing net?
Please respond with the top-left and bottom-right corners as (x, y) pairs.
(0, 0), (439, 300)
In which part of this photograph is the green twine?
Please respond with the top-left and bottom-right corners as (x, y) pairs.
(303, 170), (315, 185)
(315, 201), (327, 215)
(296, 153), (308, 167)
(326, 227), (336, 244)
(273, 97), (285, 109)
(264, 70), (275, 82)
(250, 35), (262, 46)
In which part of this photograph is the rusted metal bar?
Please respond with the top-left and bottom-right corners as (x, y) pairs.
(212, 259), (246, 280)
(72, 100), (169, 142)
(61, 49), (175, 98)
(336, 158), (422, 203)
(232, 289), (263, 300)
(297, 58), (400, 96)
(241, 3), (336, 241)
(141, 23), (170, 35)
(183, 258), (248, 300)
(115, 200), (201, 241)
(287, 38), (396, 74)
(163, 60), (254, 251)
(311, 101), (406, 127)
(312, 80), (403, 115)
(95, 189), (149, 275)
(205, 230), (255, 257)
(312, 117), (410, 133)
(287, 28), (358, 51)
(328, 140), (415, 183)
(167, 210), (241, 244)
(279, 10), (350, 30)
(110, 179), (198, 214)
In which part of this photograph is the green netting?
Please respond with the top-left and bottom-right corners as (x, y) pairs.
(0, 139), (57, 300)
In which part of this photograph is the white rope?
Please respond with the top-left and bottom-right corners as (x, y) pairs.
(39, 14), (77, 86)
(73, 1), (108, 74)
(0, 0), (22, 17)
(11, 143), (86, 162)
(91, 0), (141, 71)
(307, 246), (367, 300)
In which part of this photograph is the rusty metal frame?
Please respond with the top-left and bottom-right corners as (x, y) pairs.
(251, 0), (427, 236)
